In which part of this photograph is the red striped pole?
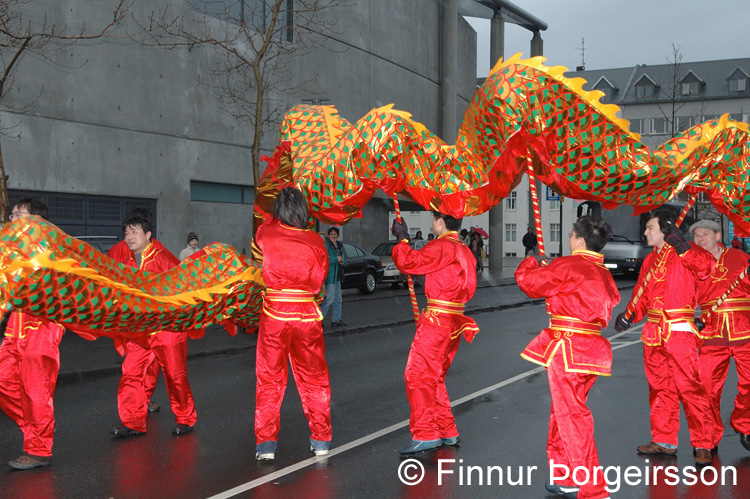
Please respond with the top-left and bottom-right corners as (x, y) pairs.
(393, 197), (420, 324)
(526, 163), (546, 260)
(675, 195), (697, 226)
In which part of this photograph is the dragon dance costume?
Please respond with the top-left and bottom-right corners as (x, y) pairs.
(254, 218), (331, 445)
(516, 250), (619, 499)
(696, 246), (750, 447)
(110, 241), (197, 433)
(392, 231), (478, 441)
(0, 312), (65, 457)
(630, 244), (714, 449)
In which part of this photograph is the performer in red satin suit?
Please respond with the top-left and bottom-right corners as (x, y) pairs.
(516, 216), (619, 499)
(109, 231), (165, 414)
(691, 219), (750, 452)
(391, 211), (478, 456)
(109, 212), (197, 437)
(615, 206), (715, 466)
(254, 187), (331, 461)
(0, 198), (65, 470)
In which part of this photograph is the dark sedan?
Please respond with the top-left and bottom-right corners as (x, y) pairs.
(340, 241), (384, 295)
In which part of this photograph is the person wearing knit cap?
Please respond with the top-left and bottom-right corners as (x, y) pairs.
(692, 218), (750, 452)
(179, 232), (200, 261)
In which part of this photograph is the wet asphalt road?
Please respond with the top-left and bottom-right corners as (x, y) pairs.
(2, 284), (750, 498)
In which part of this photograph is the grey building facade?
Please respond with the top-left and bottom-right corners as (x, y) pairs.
(3, 0), (477, 255)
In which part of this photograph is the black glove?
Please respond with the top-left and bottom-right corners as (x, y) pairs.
(391, 219), (410, 242)
(614, 312), (631, 332)
(663, 224), (690, 255)
(694, 317), (706, 332)
(533, 254), (548, 265)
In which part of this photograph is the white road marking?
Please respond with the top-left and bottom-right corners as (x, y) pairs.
(208, 323), (645, 498)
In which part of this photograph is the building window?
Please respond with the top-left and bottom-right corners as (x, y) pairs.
(629, 118), (654, 135)
(506, 191), (517, 210)
(636, 84), (655, 99)
(504, 252), (517, 257)
(550, 199), (560, 211)
(675, 116), (694, 133)
(505, 223), (517, 242)
(191, 0), (294, 41)
(9, 189), (156, 237)
(594, 84), (613, 103)
(550, 223), (560, 243)
(730, 78), (747, 92)
(191, 180), (255, 205)
(652, 117), (669, 135)
(681, 81), (700, 96)
(629, 118), (642, 134)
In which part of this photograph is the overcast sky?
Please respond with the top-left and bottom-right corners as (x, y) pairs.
(465, 0), (750, 76)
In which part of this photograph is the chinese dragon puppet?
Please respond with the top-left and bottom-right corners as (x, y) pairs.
(3, 54), (750, 340)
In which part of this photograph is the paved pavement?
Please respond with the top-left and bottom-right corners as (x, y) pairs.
(56, 263), (636, 385)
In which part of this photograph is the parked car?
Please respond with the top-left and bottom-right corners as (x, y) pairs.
(601, 234), (652, 276)
(372, 241), (402, 287)
(371, 240), (426, 288)
(76, 235), (120, 255)
(339, 241), (384, 295)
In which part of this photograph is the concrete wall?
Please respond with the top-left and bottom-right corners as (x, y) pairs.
(286, 0), (476, 250)
(2, 0), (476, 256)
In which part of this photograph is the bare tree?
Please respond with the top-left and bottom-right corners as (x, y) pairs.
(656, 44), (688, 140)
(0, 0), (133, 222)
(135, 0), (345, 195)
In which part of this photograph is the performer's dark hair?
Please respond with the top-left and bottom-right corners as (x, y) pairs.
(327, 226), (340, 236)
(122, 215), (153, 239)
(125, 207), (154, 225)
(572, 216), (612, 253)
(432, 211), (462, 232)
(273, 187), (309, 229)
(15, 197), (49, 220)
(647, 205), (679, 235)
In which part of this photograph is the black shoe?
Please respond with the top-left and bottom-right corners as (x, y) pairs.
(172, 424), (194, 435)
(545, 479), (579, 496)
(147, 401), (160, 413)
(741, 433), (750, 451)
(111, 426), (145, 437)
(331, 322), (347, 327)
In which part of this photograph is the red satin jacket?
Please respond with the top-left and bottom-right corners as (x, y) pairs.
(632, 243), (714, 346)
(107, 239), (179, 273)
(255, 218), (328, 322)
(696, 246), (750, 345)
(107, 239), (184, 350)
(515, 250), (620, 376)
(392, 231), (478, 342)
(392, 232), (476, 305)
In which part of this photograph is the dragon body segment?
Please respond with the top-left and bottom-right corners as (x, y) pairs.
(0, 217), (264, 339)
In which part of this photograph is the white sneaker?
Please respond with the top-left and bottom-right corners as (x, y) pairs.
(310, 438), (330, 456)
(255, 441), (277, 461)
(255, 451), (275, 461)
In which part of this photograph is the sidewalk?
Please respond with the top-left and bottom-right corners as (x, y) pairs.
(56, 263), (633, 385)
